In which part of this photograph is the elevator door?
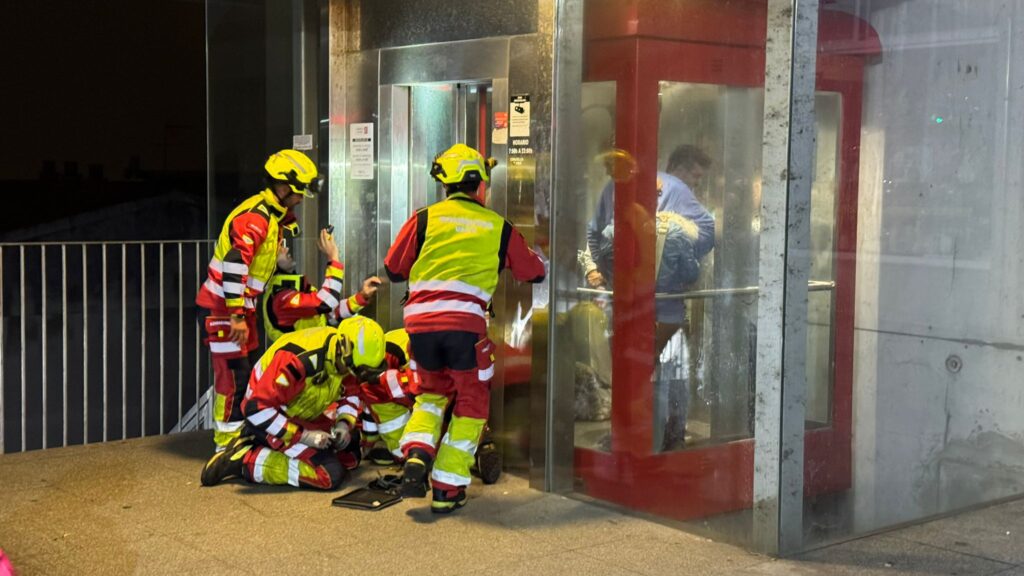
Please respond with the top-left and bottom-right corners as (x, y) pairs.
(383, 82), (494, 322)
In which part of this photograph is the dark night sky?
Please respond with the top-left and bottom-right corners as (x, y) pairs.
(3, 0), (206, 181)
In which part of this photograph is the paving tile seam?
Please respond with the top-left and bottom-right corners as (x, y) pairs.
(891, 534), (1020, 569)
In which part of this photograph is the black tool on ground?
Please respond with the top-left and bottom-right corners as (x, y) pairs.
(368, 473), (403, 491)
(332, 487), (402, 511)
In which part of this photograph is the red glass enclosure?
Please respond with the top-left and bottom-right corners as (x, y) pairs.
(574, 0), (881, 520)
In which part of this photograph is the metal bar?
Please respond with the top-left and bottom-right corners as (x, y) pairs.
(141, 245), (147, 436)
(20, 246), (26, 452)
(753, 0), (820, 555)
(83, 245), (88, 443)
(0, 240), (215, 248)
(195, 241), (201, 429)
(159, 246), (165, 433)
(102, 245), (108, 442)
(0, 246), (4, 453)
(62, 245), (68, 447)
(575, 281), (835, 300)
(178, 244), (184, 425)
(42, 247), (47, 448)
(121, 243), (127, 439)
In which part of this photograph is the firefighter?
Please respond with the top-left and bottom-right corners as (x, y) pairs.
(360, 328), (503, 485)
(358, 328), (417, 466)
(199, 316), (386, 489)
(196, 149), (319, 451)
(262, 227), (382, 344)
(384, 143), (545, 513)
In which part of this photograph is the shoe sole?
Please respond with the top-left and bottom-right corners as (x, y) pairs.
(400, 458), (428, 498)
(431, 498), (466, 514)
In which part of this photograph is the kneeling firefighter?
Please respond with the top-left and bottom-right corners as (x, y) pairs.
(200, 316), (385, 490)
(384, 143), (545, 513)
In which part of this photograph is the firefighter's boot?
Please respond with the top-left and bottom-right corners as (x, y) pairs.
(367, 440), (396, 466)
(201, 436), (252, 486)
(400, 448), (431, 498)
(431, 486), (467, 514)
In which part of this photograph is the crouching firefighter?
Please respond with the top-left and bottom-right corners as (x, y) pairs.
(383, 143), (545, 512)
(359, 328), (503, 485)
(200, 316), (386, 490)
(263, 226), (382, 344)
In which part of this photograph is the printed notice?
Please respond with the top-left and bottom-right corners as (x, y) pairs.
(350, 123), (374, 180)
(292, 134), (313, 151)
(509, 94), (530, 138)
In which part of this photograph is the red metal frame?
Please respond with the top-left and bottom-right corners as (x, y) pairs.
(574, 0), (880, 521)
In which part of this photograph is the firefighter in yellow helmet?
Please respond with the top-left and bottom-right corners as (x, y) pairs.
(384, 143), (545, 512)
(200, 316), (386, 489)
(196, 149), (321, 452)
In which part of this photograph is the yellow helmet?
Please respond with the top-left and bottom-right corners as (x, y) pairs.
(384, 328), (410, 367)
(265, 149), (320, 198)
(430, 143), (497, 185)
(336, 316), (385, 370)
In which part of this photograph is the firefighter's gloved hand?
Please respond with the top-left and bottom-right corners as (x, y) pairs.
(331, 421), (352, 450)
(299, 429), (333, 450)
(354, 363), (386, 385)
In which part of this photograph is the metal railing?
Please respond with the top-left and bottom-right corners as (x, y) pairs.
(575, 280), (835, 300)
(0, 240), (214, 454)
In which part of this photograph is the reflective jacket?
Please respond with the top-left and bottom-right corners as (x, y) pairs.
(197, 189), (289, 315)
(383, 193), (545, 334)
(241, 327), (363, 461)
(261, 260), (369, 343)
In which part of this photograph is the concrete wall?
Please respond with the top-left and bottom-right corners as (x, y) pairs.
(851, 0), (1024, 531)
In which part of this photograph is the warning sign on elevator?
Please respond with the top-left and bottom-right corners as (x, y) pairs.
(509, 94), (530, 138)
(350, 123), (374, 180)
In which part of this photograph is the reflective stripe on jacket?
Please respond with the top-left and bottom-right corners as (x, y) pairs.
(197, 189), (288, 314)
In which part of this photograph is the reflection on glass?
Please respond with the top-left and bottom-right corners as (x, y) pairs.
(572, 81), (616, 452)
(807, 92), (841, 427)
(657, 82), (763, 449)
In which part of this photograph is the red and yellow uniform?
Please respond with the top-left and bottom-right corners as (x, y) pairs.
(383, 143), (544, 511)
(359, 329), (419, 462)
(197, 149), (319, 451)
(237, 324), (375, 490)
(196, 189), (291, 449)
(261, 260), (370, 344)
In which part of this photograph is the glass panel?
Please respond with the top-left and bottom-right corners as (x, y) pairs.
(807, 92), (841, 427)
(551, 0), (778, 549)
(655, 82), (765, 450)
(572, 81), (616, 453)
(799, 0), (1024, 550)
